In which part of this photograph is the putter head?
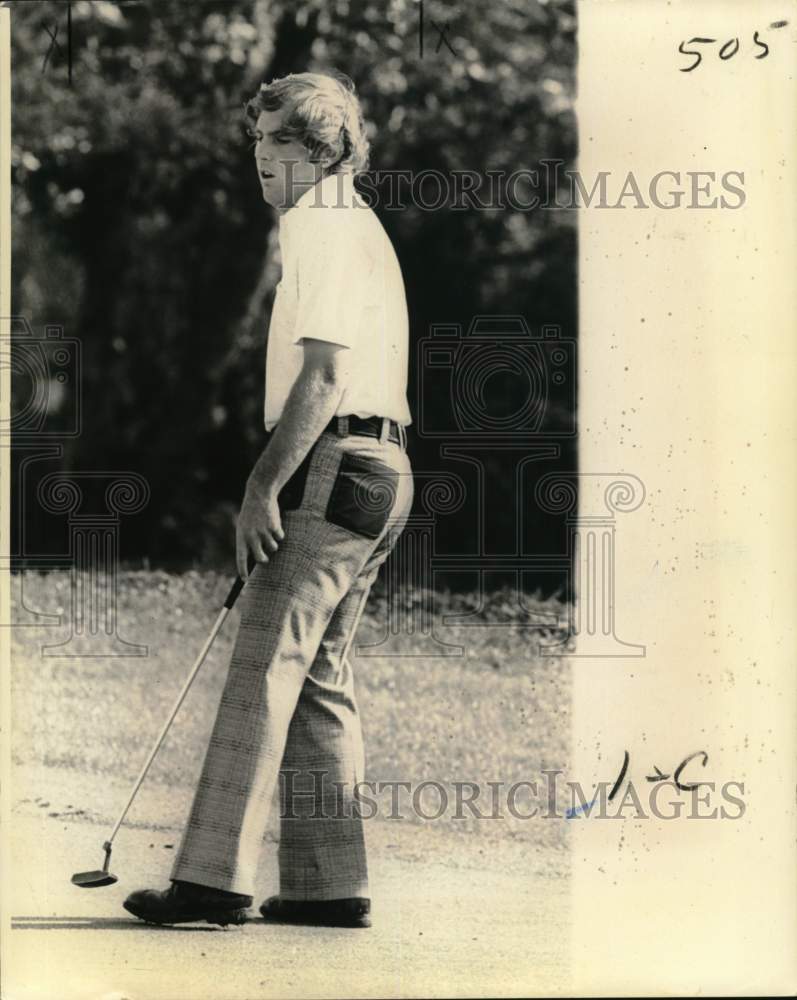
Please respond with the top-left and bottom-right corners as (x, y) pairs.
(72, 840), (117, 888)
(71, 869), (118, 888)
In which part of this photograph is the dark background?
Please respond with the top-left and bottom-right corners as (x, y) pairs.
(8, 0), (577, 595)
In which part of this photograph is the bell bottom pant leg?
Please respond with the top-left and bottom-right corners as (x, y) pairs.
(170, 515), (382, 895)
(277, 557), (384, 901)
(170, 434), (413, 898)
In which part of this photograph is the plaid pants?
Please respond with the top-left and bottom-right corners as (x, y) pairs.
(171, 426), (413, 899)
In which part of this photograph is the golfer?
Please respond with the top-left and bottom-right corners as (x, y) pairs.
(124, 71), (413, 928)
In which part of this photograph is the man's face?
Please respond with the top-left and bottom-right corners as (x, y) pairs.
(251, 108), (324, 213)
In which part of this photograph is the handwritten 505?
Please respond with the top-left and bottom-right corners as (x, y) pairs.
(679, 21), (788, 72)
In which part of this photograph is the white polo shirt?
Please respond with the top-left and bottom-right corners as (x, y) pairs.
(264, 171), (412, 431)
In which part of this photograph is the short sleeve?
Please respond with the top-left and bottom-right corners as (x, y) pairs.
(291, 205), (370, 349)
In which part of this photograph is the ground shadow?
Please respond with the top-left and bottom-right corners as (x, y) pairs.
(12, 915), (358, 934)
(11, 916), (228, 932)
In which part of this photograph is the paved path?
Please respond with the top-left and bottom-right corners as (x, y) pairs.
(5, 766), (570, 999)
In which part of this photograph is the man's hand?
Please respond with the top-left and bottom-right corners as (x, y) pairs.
(236, 483), (285, 579)
(237, 337), (348, 580)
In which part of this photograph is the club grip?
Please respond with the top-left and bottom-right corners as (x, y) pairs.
(223, 555), (257, 609)
(224, 576), (245, 609)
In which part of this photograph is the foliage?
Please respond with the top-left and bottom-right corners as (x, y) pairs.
(9, 0), (577, 587)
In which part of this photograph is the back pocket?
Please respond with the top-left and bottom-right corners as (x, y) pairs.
(325, 453), (400, 539)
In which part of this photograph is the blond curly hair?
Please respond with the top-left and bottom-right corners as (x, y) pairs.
(244, 70), (370, 175)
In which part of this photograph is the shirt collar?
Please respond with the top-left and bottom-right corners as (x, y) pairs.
(278, 172), (357, 256)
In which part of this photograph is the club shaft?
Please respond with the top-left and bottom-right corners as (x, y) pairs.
(106, 604), (232, 846)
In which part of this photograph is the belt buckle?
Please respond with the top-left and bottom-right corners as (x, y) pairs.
(337, 415), (350, 438)
(379, 417), (390, 444)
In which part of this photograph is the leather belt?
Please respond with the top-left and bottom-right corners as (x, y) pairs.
(325, 415), (406, 448)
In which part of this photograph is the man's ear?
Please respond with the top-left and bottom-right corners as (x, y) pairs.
(307, 142), (335, 173)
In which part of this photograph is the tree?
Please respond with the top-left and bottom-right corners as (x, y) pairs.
(10, 0), (577, 591)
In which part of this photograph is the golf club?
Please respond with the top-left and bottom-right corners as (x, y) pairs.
(71, 571), (250, 888)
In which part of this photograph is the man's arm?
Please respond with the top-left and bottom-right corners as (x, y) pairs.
(235, 338), (350, 578)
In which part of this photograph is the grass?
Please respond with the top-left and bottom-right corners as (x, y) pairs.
(10, 570), (571, 853)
